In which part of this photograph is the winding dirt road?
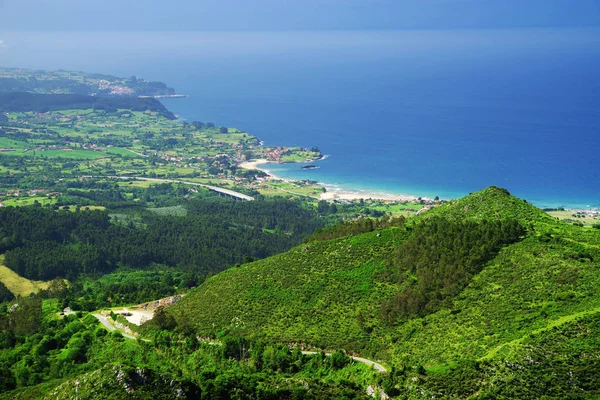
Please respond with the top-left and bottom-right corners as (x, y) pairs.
(301, 351), (387, 373)
(91, 312), (388, 373)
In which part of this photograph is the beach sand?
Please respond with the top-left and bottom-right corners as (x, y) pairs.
(240, 159), (428, 202)
(318, 191), (425, 202)
(238, 159), (269, 170)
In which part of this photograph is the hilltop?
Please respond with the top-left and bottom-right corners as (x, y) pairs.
(421, 186), (552, 223)
(168, 186), (600, 397)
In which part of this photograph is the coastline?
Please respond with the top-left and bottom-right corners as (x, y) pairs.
(239, 159), (300, 184)
(239, 159), (599, 210)
(139, 94), (187, 99)
(239, 159), (430, 203)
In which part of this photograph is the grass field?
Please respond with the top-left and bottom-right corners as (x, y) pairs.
(369, 202), (425, 217)
(148, 205), (188, 216)
(279, 150), (322, 163)
(0, 255), (55, 296)
(257, 181), (324, 198)
(547, 210), (600, 226)
(1, 196), (56, 207)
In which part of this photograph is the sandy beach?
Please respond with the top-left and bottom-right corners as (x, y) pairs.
(318, 191), (425, 202)
(240, 159), (429, 202)
(238, 159), (270, 170)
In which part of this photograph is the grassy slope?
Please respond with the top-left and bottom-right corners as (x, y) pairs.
(171, 227), (403, 353)
(169, 187), (600, 370)
(0, 255), (54, 296)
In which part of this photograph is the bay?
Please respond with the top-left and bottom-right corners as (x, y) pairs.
(1, 29), (599, 208)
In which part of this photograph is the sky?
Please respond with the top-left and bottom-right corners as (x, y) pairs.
(0, 0), (599, 31)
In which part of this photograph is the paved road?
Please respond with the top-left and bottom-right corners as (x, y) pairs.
(81, 176), (254, 201)
(92, 313), (139, 340)
(122, 149), (149, 158)
(92, 313), (387, 374)
(301, 351), (387, 373)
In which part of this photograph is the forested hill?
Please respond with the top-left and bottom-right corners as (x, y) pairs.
(168, 186), (600, 398)
(0, 197), (322, 292)
(0, 92), (175, 119)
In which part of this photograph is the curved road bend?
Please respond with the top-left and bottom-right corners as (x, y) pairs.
(92, 313), (139, 341)
(301, 351), (387, 373)
(91, 313), (387, 372)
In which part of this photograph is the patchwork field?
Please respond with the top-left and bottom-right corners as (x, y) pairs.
(547, 209), (600, 226)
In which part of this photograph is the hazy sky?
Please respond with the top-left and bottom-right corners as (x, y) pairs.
(0, 0), (599, 31)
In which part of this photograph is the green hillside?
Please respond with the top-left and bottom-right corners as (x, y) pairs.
(168, 186), (600, 397)
(420, 186), (552, 223)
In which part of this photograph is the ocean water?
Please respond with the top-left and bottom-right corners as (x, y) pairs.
(1, 29), (599, 208)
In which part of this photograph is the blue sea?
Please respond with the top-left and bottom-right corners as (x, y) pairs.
(1, 29), (599, 208)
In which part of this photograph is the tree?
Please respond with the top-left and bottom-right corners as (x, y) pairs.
(0, 282), (13, 303)
(222, 336), (250, 360)
(151, 306), (176, 330)
(9, 295), (42, 336)
(317, 200), (329, 215)
(219, 127), (228, 134)
(328, 350), (351, 370)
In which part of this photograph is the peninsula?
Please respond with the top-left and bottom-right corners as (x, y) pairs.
(0, 67), (182, 97)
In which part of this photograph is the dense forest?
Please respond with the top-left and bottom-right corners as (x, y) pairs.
(0, 77), (91, 95)
(0, 92), (175, 119)
(0, 282), (12, 303)
(0, 196), (322, 284)
(307, 215), (407, 242)
(384, 217), (525, 319)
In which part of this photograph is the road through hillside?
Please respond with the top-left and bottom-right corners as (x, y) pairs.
(92, 313), (138, 340)
(301, 351), (387, 373)
(91, 312), (388, 373)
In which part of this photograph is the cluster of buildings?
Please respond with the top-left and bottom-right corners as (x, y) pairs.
(0, 189), (60, 197)
(81, 143), (108, 152)
(0, 189), (61, 207)
(26, 144), (71, 152)
(256, 147), (289, 162)
(18, 112), (83, 123)
(97, 80), (135, 95)
(573, 210), (600, 218)
(153, 152), (243, 172)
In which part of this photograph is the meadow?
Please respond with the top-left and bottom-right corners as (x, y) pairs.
(0, 256), (54, 296)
